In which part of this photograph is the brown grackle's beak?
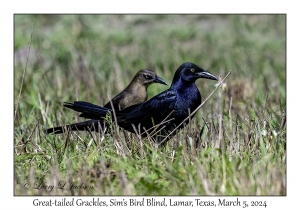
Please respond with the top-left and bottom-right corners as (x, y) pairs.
(153, 76), (168, 85)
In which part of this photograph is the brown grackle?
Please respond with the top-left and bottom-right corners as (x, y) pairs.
(46, 69), (167, 134)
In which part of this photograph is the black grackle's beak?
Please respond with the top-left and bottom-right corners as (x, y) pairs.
(197, 70), (218, 81)
(153, 76), (168, 85)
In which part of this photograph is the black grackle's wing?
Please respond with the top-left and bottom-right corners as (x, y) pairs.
(122, 90), (177, 123)
(64, 101), (109, 120)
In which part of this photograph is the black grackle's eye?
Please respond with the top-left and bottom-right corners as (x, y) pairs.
(144, 74), (151, 79)
(190, 68), (194, 72)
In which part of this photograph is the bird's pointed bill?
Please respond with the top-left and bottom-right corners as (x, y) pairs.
(154, 76), (168, 85)
(197, 71), (218, 81)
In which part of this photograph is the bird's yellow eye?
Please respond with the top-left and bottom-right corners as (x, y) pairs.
(190, 68), (194, 72)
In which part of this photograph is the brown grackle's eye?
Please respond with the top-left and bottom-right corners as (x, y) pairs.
(190, 68), (194, 72)
(144, 74), (151, 79)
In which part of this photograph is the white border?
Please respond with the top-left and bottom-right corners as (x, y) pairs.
(4, 0), (298, 208)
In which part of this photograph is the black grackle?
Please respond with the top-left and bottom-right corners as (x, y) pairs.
(62, 62), (218, 143)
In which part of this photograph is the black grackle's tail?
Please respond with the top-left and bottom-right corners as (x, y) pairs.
(46, 120), (107, 134)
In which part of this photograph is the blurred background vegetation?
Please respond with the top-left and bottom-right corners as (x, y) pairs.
(14, 15), (286, 195)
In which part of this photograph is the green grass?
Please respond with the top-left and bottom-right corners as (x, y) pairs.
(14, 14), (286, 195)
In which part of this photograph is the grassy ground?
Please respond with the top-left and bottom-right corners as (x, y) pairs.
(14, 14), (286, 195)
